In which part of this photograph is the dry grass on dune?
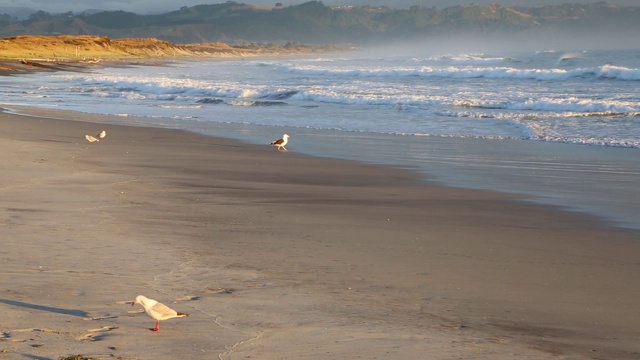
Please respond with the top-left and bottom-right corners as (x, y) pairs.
(0, 35), (250, 60)
(0, 34), (343, 75)
(0, 34), (341, 61)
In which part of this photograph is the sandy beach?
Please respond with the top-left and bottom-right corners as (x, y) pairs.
(1, 108), (639, 360)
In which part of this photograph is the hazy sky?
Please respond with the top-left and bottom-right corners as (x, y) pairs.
(2, 0), (639, 14)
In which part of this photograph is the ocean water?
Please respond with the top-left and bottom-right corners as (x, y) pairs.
(2, 48), (639, 229)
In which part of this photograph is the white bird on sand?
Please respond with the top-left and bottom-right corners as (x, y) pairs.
(85, 130), (106, 143)
(132, 295), (189, 332)
(270, 133), (290, 151)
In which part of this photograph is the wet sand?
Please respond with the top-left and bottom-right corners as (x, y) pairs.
(1, 109), (639, 359)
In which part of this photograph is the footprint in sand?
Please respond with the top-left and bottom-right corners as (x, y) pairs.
(76, 325), (118, 341)
(1, 328), (63, 342)
(174, 295), (200, 302)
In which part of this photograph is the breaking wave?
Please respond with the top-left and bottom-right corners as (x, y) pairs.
(278, 64), (640, 81)
(56, 72), (640, 117)
(24, 50), (639, 150)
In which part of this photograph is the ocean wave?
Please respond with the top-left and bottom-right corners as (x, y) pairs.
(53, 73), (640, 116)
(279, 64), (640, 81)
(227, 100), (287, 107)
(425, 134), (640, 148)
(196, 98), (224, 104)
(261, 90), (299, 100)
(61, 74), (305, 102)
(406, 127), (640, 149)
(291, 92), (640, 116)
(426, 54), (510, 65)
(453, 97), (640, 114)
(158, 105), (203, 109)
(530, 134), (640, 148)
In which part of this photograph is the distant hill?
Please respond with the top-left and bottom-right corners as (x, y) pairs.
(1, 1), (639, 47)
(0, 6), (37, 20)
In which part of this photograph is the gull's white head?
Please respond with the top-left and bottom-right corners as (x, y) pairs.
(132, 295), (154, 307)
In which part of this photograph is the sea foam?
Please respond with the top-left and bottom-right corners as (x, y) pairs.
(278, 64), (640, 82)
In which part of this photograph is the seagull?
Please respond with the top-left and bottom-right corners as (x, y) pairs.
(85, 130), (106, 143)
(270, 133), (290, 151)
(132, 295), (189, 332)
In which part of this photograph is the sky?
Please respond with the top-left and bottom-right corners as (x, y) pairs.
(2, 0), (639, 14)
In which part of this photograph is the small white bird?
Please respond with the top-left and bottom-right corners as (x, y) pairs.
(132, 295), (189, 332)
(85, 130), (106, 143)
(270, 133), (290, 151)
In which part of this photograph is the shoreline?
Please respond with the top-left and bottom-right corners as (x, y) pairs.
(1, 108), (639, 359)
(6, 102), (640, 232)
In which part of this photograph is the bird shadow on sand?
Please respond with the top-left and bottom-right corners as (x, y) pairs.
(20, 354), (51, 360)
(0, 299), (88, 317)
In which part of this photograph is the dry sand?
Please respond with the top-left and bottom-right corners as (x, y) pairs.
(1, 109), (639, 360)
